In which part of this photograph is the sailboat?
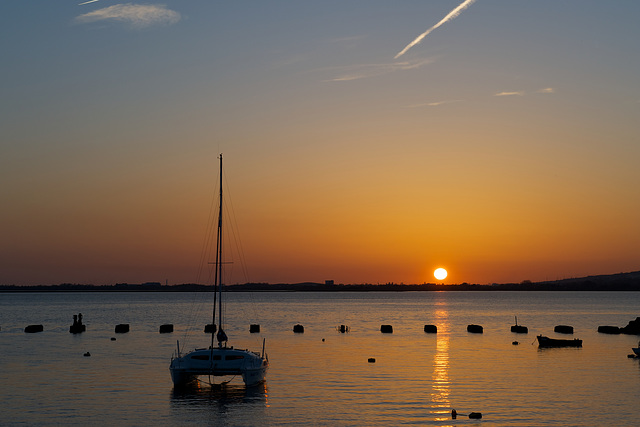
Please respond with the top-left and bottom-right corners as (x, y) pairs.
(170, 155), (268, 387)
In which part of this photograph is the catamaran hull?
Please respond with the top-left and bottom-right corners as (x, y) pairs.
(170, 347), (268, 387)
(170, 365), (268, 386)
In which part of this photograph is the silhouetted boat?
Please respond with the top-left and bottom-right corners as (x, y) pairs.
(170, 155), (268, 387)
(537, 335), (582, 348)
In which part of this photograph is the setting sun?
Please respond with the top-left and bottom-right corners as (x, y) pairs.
(434, 268), (448, 281)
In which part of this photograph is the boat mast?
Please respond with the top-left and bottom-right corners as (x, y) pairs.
(215, 154), (227, 347)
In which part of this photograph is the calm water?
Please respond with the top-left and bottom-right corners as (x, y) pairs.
(1, 291), (639, 426)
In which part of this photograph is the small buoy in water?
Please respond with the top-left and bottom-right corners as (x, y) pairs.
(25, 324), (44, 333)
(597, 325), (620, 334)
(159, 324), (173, 334)
(114, 323), (129, 334)
(110, 337), (116, 341)
(554, 324), (573, 334)
(424, 324), (437, 333)
(469, 412), (482, 419)
(451, 409), (457, 419)
(368, 358), (376, 363)
(83, 352), (91, 357)
(467, 324), (483, 333)
(322, 338), (325, 342)
(512, 341), (519, 345)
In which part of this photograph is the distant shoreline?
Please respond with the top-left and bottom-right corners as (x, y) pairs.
(2, 271), (640, 292)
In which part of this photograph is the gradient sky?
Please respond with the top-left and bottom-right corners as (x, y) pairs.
(2, 1), (640, 286)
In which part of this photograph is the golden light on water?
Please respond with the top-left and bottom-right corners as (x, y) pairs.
(434, 268), (448, 281)
(430, 304), (450, 421)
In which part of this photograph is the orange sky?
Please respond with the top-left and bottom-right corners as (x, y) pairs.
(2, 1), (639, 285)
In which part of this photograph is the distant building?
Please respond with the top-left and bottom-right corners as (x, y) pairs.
(325, 280), (334, 285)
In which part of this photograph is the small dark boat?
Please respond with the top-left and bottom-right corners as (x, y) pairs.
(537, 335), (582, 348)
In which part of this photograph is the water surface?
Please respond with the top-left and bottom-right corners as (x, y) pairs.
(1, 291), (639, 426)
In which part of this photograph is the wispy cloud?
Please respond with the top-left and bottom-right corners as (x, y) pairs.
(494, 91), (524, 97)
(395, 0), (477, 59)
(494, 88), (554, 97)
(404, 100), (462, 108)
(324, 58), (434, 82)
(76, 3), (181, 28)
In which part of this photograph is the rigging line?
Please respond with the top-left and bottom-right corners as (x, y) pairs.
(180, 168), (221, 350)
(221, 167), (263, 326)
(223, 180), (250, 284)
(196, 177), (219, 285)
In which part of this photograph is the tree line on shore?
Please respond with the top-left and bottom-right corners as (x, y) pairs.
(2, 271), (640, 292)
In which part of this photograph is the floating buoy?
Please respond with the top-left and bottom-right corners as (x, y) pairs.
(452, 409), (482, 419)
(159, 324), (173, 333)
(25, 324), (44, 333)
(380, 324), (393, 333)
(512, 341), (519, 345)
(110, 337), (116, 341)
(83, 352), (91, 357)
(368, 358), (376, 363)
(249, 324), (260, 333)
(322, 338), (325, 342)
(467, 324), (483, 333)
(114, 324), (129, 334)
(204, 324), (217, 333)
(597, 325), (620, 334)
(293, 324), (304, 333)
(511, 315), (527, 333)
(554, 325), (573, 334)
(424, 324), (437, 333)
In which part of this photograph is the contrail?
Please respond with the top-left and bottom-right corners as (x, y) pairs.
(395, 0), (476, 59)
(79, 0), (99, 5)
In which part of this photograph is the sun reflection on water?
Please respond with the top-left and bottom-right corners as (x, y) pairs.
(430, 307), (451, 422)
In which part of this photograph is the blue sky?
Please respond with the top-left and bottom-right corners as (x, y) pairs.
(2, 1), (640, 285)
